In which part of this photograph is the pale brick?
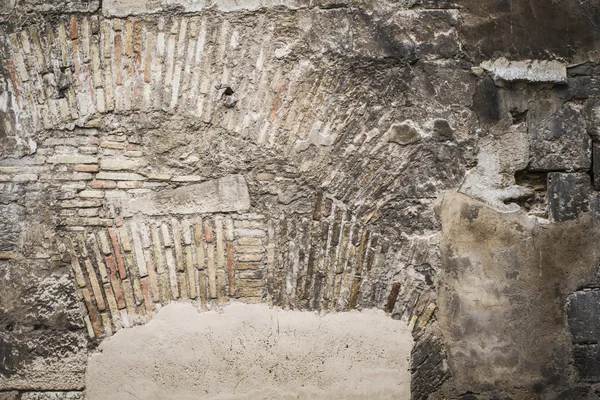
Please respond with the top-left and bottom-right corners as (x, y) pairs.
(62, 217), (112, 226)
(61, 199), (103, 208)
(237, 287), (263, 297)
(148, 173), (171, 180)
(236, 279), (264, 288)
(124, 150), (143, 157)
(235, 262), (262, 270)
(161, 223), (172, 247)
(171, 175), (203, 182)
(234, 228), (266, 238)
(96, 172), (145, 181)
(236, 245), (265, 253)
(12, 174), (38, 182)
(100, 141), (126, 149)
(78, 208), (100, 217)
(238, 253), (263, 262)
(79, 190), (104, 198)
(117, 181), (142, 189)
(131, 222), (148, 277)
(48, 155), (98, 164)
(100, 158), (146, 171)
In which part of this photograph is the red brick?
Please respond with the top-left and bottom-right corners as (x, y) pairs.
(91, 180), (117, 189)
(105, 255), (126, 309)
(108, 228), (127, 279)
(204, 226), (213, 243)
(69, 16), (79, 39)
(74, 164), (99, 173)
(140, 278), (154, 315)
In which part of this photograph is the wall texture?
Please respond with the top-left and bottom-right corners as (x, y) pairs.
(1, 0), (600, 399)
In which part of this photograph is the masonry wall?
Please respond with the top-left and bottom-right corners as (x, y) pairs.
(1, 0), (600, 399)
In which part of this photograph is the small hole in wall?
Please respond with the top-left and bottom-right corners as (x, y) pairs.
(513, 170), (548, 218)
(5, 323), (14, 331)
(510, 108), (528, 125)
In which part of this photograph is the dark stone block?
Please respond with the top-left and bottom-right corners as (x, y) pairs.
(411, 335), (450, 400)
(567, 291), (600, 344)
(529, 103), (591, 171)
(472, 76), (500, 124)
(458, 0), (600, 62)
(594, 143), (600, 190)
(547, 172), (590, 222)
(573, 344), (600, 382)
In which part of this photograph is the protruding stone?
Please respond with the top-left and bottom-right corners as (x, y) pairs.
(122, 175), (250, 216)
(387, 122), (421, 146)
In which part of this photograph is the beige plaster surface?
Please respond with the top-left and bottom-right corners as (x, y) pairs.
(85, 302), (412, 400)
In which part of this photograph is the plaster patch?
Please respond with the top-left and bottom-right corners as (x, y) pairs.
(85, 303), (412, 400)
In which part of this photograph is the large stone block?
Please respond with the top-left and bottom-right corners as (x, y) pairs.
(567, 291), (600, 344)
(121, 175), (250, 216)
(529, 103), (591, 171)
(573, 344), (600, 382)
(547, 172), (591, 222)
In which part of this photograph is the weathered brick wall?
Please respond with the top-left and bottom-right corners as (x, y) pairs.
(1, 0), (600, 399)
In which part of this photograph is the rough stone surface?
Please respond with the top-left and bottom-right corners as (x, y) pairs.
(480, 58), (567, 84)
(86, 302), (412, 399)
(548, 172), (591, 222)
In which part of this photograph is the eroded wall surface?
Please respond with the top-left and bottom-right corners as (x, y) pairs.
(1, 0), (600, 399)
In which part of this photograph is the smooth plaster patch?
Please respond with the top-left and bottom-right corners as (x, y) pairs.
(85, 303), (412, 400)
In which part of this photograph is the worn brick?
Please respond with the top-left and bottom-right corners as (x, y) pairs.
(13, 174), (38, 182)
(74, 164), (100, 173)
(91, 180), (117, 189)
(96, 172), (146, 181)
(79, 190), (104, 198)
(237, 287), (264, 297)
(61, 199), (103, 208)
(236, 263), (262, 270)
(48, 155), (98, 164)
(108, 228), (127, 279)
(62, 217), (112, 227)
(100, 141), (126, 149)
(100, 158), (146, 170)
(238, 253), (263, 262)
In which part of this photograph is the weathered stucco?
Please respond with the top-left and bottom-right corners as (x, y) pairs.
(435, 192), (600, 398)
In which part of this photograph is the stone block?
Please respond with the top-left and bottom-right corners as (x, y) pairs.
(567, 291), (600, 344)
(547, 172), (590, 221)
(529, 103), (591, 171)
(121, 175), (250, 216)
(573, 344), (600, 382)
